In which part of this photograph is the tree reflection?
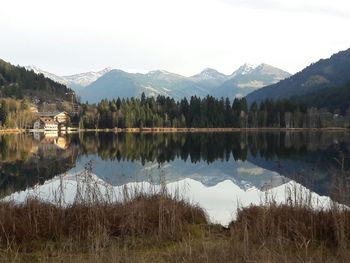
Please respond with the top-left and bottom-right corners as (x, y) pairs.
(0, 131), (349, 197)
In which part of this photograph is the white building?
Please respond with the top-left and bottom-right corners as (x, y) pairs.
(33, 117), (58, 131)
(37, 111), (70, 125)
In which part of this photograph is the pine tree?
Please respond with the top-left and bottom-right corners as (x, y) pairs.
(0, 101), (9, 127)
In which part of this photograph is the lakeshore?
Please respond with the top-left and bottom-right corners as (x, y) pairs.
(1, 129), (350, 262)
(1, 187), (350, 263)
(1, 127), (349, 134)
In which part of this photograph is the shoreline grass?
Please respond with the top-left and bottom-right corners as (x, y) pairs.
(1, 200), (350, 262)
(1, 191), (350, 262)
(1, 164), (350, 262)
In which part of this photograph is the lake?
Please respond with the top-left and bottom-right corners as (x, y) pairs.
(1, 131), (349, 225)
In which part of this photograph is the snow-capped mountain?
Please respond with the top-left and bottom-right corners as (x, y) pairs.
(230, 63), (256, 77)
(213, 63), (291, 99)
(191, 68), (229, 82)
(80, 69), (210, 103)
(25, 65), (67, 85)
(63, 67), (112, 87)
(25, 66), (113, 91)
(188, 68), (229, 91)
(81, 63), (290, 103)
(25, 63), (290, 103)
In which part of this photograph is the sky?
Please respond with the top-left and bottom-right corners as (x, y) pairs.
(0, 0), (350, 76)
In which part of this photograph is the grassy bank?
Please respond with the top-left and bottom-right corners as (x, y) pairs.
(1, 189), (350, 262)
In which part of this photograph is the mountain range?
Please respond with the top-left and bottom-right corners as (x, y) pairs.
(25, 66), (113, 92)
(9, 46), (350, 110)
(27, 64), (291, 103)
(246, 48), (350, 105)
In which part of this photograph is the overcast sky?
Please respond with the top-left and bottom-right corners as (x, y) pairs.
(0, 0), (349, 76)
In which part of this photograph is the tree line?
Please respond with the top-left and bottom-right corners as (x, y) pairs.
(79, 93), (350, 129)
(0, 99), (34, 129)
(1, 93), (349, 130)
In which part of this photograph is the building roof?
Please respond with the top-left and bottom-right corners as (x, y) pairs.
(36, 117), (58, 125)
(36, 111), (68, 117)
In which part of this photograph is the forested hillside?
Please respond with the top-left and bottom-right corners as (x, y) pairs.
(0, 59), (73, 101)
(293, 83), (350, 114)
(246, 48), (350, 104)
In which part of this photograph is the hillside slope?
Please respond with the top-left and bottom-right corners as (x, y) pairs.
(293, 83), (350, 113)
(0, 59), (72, 101)
(246, 48), (350, 104)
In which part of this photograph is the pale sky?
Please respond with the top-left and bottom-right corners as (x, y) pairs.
(0, 0), (349, 76)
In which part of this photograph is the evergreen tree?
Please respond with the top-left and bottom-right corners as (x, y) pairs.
(0, 101), (9, 127)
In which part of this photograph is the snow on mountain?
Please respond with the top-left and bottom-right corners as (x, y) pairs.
(190, 68), (229, 82)
(25, 63), (290, 102)
(25, 66), (113, 91)
(230, 63), (256, 77)
(63, 67), (113, 87)
(147, 69), (173, 76)
(212, 63), (291, 99)
(146, 70), (187, 82)
(143, 85), (171, 97)
(25, 65), (67, 85)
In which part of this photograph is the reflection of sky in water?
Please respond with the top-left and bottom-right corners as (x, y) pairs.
(4, 143), (337, 226)
(6, 173), (331, 226)
(2, 132), (348, 225)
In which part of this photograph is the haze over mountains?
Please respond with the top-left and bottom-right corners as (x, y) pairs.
(28, 64), (290, 103)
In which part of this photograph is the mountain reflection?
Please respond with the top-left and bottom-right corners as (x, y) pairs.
(0, 131), (349, 199)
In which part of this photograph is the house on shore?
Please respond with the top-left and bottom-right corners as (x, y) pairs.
(37, 111), (70, 124)
(33, 117), (58, 131)
(34, 111), (71, 130)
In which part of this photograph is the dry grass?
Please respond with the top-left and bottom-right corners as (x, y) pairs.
(0, 194), (207, 244)
(1, 164), (350, 262)
(230, 203), (350, 247)
(1, 199), (350, 262)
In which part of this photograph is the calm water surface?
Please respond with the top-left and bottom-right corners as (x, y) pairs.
(1, 131), (349, 224)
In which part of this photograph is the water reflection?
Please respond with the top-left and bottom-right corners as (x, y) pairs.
(4, 173), (332, 226)
(0, 133), (78, 196)
(1, 131), (349, 212)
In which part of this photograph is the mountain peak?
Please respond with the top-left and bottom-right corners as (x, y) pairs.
(147, 69), (172, 75)
(98, 67), (113, 74)
(254, 63), (291, 78)
(191, 68), (228, 82)
(255, 63), (277, 70)
(231, 63), (256, 77)
(200, 67), (220, 74)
